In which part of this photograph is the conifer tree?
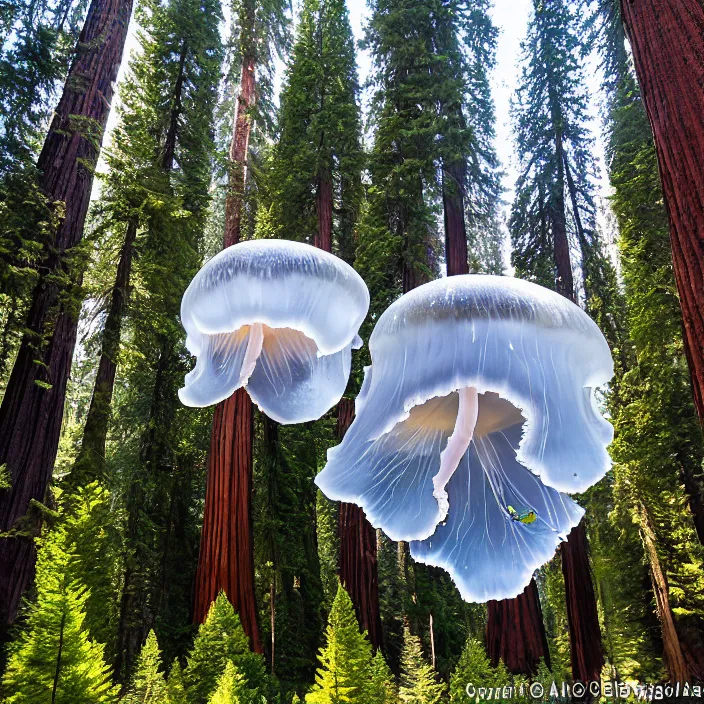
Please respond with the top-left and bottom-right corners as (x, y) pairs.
(0, 0), (134, 635)
(207, 661), (248, 704)
(305, 583), (373, 703)
(121, 630), (168, 703)
(593, 0), (704, 681)
(1, 528), (118, 703)
(508, 0), (605, 681)
(398, 627), (446, 704)
(184, 592), (267, 704)
(449, 638), (510, 703)
(369, 649), (398, 704)
(194, 0), (289, 651)
(166, 661), (188, 704)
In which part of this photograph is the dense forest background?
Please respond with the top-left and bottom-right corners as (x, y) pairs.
(1, 0), (704, 701)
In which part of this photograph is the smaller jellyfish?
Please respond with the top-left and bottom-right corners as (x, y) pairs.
(315, 275), (613, 601)
(178, 239), (369, 424)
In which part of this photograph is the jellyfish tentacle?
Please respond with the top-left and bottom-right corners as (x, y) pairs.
(241, 322), (264, 383)
(432, 386), (479, 522)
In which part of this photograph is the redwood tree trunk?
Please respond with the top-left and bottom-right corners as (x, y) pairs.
(315, 170), (333, 252)
(71, 217), (137, 488)
(193, 388), (262, 651)
(442, 161), (469, 276)
(620, 0), (704, 428)
(560, 522), (605, 682)
(0, 0), (134, 632)
(486, 579), (551, 675)
(337, 399), (383, 649)
(192, 0), (262, 652)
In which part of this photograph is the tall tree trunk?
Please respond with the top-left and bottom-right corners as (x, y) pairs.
(315, 169), (333, 252)
(638, 502), (690, 683)
(193, 0), (262, 652)
(552, 130), (574, 302)
(560, 522), (605, 682)
(620, 0), (704, 428)
(486, 579), (551, 675)
(442, 160), (469, 276)
(193, 388), (261, 650)
(71, 217), (137, 488)
(563, 153), (591, 301)
(0, 0), (134, 633)
(337, 402), (383, 649)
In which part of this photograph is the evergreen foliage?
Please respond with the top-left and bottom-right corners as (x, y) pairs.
(121, 630), (168, 703)
(398, 627), (446, 704)
(166, 661), (188, 704)
(184, 592), (267, 704)
(0, 527), (118, 703)
(305, 583), (373, 703)
(207, 661), (248, 704)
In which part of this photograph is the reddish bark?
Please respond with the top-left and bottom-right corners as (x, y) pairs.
(337, 399), (383, 650)
(442, 161), (469, 276)
(620, 0), (704, 428)
(486, 579), (551, 675)
(193, 0), (262, 652)
(193, 388), (262, 652)
(0, 0), (134, 631)
(71, 217), (137, 487)
(552, 130), (575, 302)
(224, 45), (255, 248)
(315, 170), (333, 252)
(560, 522), (604, 682)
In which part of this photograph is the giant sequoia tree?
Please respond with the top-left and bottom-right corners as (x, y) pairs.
(508, 0), (604, 681)
(595, 0), (704, 681)
(193, 0), (288, 652)
(0, 0), (134, 635)
(619, 0), (704, 432)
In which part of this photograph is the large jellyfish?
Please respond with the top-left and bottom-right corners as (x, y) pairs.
(315, 275), (614, 601)
(178, 239), (369, 424)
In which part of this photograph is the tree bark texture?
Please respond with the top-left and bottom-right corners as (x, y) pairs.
(0, 0), (134, 631)
(337, 400), (383, 650)
(620, 0), (704, 427)
(315, 170), (333, 252)
(71, 217), (137, 488)
(194, 0), (261, 652)
(193, 388), (262, 652)
(486, 579), (551, 676)
(638, 502), (690, 683)
(560, 522), (605, 682)
(442, 161), (469, 277)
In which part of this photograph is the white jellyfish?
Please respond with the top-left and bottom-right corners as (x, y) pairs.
(178, 239), (370, 424)
(315, 275), (614, 602)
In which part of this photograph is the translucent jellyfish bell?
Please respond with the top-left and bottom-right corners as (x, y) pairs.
(178, 239), (369, 424)
(315, 275), (614, 601)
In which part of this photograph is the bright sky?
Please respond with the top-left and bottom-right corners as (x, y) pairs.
(104, 0), (611, 244)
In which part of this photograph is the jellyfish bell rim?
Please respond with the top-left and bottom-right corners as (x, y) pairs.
(180, 238), (370, 357)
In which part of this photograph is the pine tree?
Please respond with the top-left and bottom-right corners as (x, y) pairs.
(369, 650), (398, 704)
(1, 528), (118, 703)
(594, 0), (704, 681)
(207, 661), (248, 704)
(305, 583), (373, 703)
(184, 592), (267, 704)
(165, 661), (187, 704)
(121, 630), (168, 703)
(449, 638), (509, 703)
(398, 627), (446, 704)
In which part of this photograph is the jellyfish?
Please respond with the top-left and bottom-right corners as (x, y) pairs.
(178, 239), (369, 424)
(315, 275), (613, 601)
